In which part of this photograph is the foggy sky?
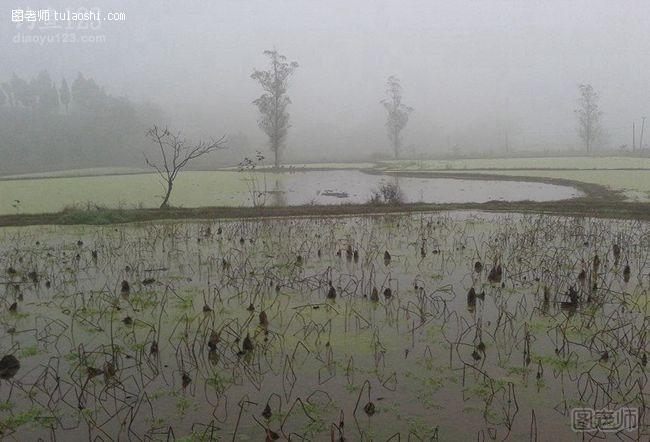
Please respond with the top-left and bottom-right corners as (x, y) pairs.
(2, 0), (650, 160)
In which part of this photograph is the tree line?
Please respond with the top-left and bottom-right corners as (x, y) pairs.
(0, 70), (162, 174)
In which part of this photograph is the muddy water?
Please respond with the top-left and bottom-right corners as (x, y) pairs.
(0, 212), (646, 440)
(256, 170), (582, 205)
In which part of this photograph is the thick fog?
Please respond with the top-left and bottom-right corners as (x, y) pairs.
(2, 0), (650, 168)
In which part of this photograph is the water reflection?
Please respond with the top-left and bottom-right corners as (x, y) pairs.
(267, 179), (287, 207)
(247, 170), (582, 206)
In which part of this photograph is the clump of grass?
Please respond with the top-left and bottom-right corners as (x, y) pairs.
(57, 204), (134, 225)
(368, 180), (404, 204)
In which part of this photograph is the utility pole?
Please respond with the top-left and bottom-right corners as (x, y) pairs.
(632, 121), (636, 151)
(640, 117), (646, 151)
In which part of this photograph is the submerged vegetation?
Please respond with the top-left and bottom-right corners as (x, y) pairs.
(0, 212), (647, 439)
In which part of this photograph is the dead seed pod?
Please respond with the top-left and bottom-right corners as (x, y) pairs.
(623, 265), (631, 282)
(120, 280), (130, 297)
(242, 333), (254, 352)
(612, 243), (621, 263)
(295, 255), (303, 266)
(467, 287), (476, 306)
(259, 311), (269, 328)
(142, 277), (155, 286)
(592, 254), (600, 273)
(122, 316), (133, 325)
(363, 401), (376, 416)
(208, 330), (220, 350)
(370, 287), (379, 302)
(203, 304), (212, 313)
(487, 265), (502, 284)
(578, 269), (586, 282)
(86, 366), (103, 379)
(327, 282), (337, 299)
(150, 341), (159, 355)
(474, 261), (483, 273)
(8, 302), (17, 313)
(383, 287), (392, 299)
(262, 403), (272, 419)
(103, 362), (117, 382)
(182, 372), (192, 388)
(383, 250), (391, 265)
(0, 354), (20, 379)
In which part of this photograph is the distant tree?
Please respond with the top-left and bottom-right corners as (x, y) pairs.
(575, 84), (602, 153)
(0, 87), (6, 106)
(251, 49), (298, 169)
(71, 73), (107, 110)
(145, 125), (227, 208)
(60, 78), (71, 112)
(381, 76), (413, 159)
(31, 71), (59, 112)
(10, 73), (35, 108)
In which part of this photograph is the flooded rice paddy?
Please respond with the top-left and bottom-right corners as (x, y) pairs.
(0, 212), (647, 440)
(0, 169), (582, 215)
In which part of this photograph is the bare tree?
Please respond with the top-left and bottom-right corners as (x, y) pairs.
(575, 84), (602, 153)
(251, 49), (298, 169)
(381, 76), (413, 159)
(145, 125), (226, 208)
